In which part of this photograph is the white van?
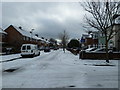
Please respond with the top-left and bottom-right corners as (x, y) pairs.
(21, 44), (40, 57)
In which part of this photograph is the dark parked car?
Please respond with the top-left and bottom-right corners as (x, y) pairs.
(53, 47), (59, 50)
(44, 47), (50, 52)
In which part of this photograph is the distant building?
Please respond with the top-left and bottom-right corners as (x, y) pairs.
(81, 31), (98, 49)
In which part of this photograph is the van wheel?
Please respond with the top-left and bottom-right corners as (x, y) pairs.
(31, 54), (35, 58)
(21, 55), (25, 58)
(38, 52), (40, 56)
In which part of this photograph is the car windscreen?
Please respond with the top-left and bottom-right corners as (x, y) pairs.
(27, 46), (31, 50)
(22, 46), (26, 50)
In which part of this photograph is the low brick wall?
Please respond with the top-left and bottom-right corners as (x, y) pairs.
(79, 51), (120, 60)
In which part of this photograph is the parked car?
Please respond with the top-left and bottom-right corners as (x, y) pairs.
(21, 44), (40, 57)
(91, 48), (113, 53)
(84, 47), (97, 52)
(39, 46), (45, 51)
(44, 47), (50, 52)
(53, 47), (59, 50)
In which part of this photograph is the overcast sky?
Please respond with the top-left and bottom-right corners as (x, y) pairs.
(2, 2), (88, 40)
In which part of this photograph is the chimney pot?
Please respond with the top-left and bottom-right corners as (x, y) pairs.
(19, 26), (22, 29)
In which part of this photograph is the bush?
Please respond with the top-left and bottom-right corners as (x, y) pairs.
(67, 39), (80, 48)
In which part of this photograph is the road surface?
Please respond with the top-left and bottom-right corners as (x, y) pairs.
(2, 49), (118, 88)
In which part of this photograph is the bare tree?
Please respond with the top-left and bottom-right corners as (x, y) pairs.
(81, 1), (120, 63)
(59, 30), (69, 53)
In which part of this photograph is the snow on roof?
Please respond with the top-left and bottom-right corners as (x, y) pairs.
(82, 33), (93, 38)
(46, 40), (50, 44)
(33, 36), (43, 41)
(0, 28), (7, 34)
(12, 25), (42, 40)
(13, 25), (32, 38)
(7, 25), (51, 43)
(82, 34), (89, 38)
(40, 38), (48, 43)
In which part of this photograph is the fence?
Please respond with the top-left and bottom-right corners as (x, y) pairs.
(79, 51), (120, 60)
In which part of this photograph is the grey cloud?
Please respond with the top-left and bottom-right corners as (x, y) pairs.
(2, 2), (86, 40)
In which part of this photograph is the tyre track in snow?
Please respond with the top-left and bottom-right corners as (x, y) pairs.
(35, 50), (61, 70)
(16, 50), (61, 88)
(2, 50), (61, 73)
(0, 57), (22, 63)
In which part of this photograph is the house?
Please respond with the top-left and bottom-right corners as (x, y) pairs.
(4, 25), (43, 52)
(0, 27), (7, 43)
(112, 24), (120, 51)
(98, 31), (106, 48)
(103, 15), (120, 51)
(114, 15), (120, 51)
(98, 23), (120, 51)
(0, 27), (7, 53)
(81, 31), (98, 49)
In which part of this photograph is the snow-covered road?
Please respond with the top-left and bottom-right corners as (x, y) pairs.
(2, 49), (119, 88)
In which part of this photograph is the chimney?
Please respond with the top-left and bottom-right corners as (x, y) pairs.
(35, 34), (38, 37)
(19, 26), (22, 29)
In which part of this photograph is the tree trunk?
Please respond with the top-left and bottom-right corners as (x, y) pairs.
(63, 47), (65, 53)
(63, 44), (65, 53)
(105, 40), (109, 63)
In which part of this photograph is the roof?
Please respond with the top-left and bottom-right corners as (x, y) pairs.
(11, 25), (41, 40)
(13, 25), (32, 38)
(82, 34), (89, 39)
(6, 25), (50, 43)
(0, 28), (7, 34)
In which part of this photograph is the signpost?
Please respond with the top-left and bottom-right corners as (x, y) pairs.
(79, 38), (85, 59)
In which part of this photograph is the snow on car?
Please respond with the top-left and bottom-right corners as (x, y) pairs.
(84, 47), (97, 52)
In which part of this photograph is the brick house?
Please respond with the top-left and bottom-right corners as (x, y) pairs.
(0, 28), (7, 43)
(81, 32), (98, 49)
(0, 28), (7, 53)
(4, 25), (43, 52)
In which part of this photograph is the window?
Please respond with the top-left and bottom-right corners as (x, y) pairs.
(28, 37), (30, 41)
(27, 46), (31, 50)
(26, 37), (28, 41)
(2, 34), (5, 38)
(22, 46), (26, 50)
(23, 36), (26, 40)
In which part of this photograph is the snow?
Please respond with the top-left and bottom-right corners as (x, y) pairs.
(12, 25), (43, 41)
(0, 54), (21, 62)
(11, 25), (50, 43)
(0, 28), (7, 34)
(1, 49), (119, 88)
(13, 25), (32, 38)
